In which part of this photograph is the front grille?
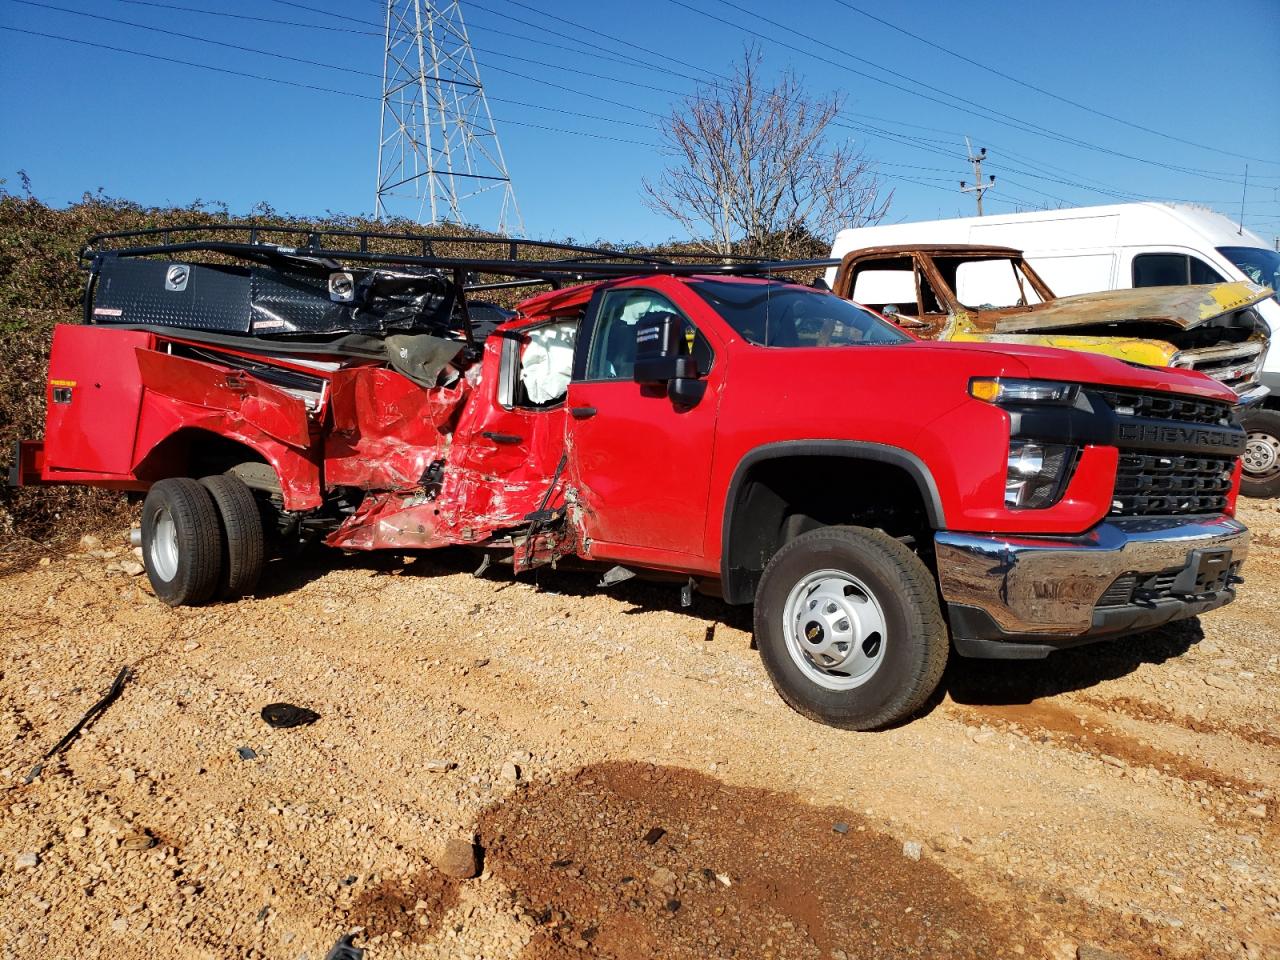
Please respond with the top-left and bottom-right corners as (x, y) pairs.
(1176, 342), (1265, 394)
(1095, 388), (1232, 426)
(1110, 452), (1234, 516)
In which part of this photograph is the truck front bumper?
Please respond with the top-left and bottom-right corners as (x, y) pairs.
(935, 515), (1248, 659)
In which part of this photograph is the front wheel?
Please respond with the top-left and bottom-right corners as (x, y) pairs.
(753, 526), (949, 731)
(1240, 408), (1280, 499)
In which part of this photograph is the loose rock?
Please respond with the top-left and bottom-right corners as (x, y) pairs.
(437, 838), (480, 879)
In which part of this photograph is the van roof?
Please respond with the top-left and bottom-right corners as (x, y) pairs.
(832, 202), (1270, 251)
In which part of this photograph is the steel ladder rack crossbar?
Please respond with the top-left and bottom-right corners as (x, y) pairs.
(79, 224), (837, 281)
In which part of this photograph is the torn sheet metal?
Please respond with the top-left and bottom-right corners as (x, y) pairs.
(986, 281), (1272, 333)
(134, 348), (312, 449)
(325, 367), (468, 490)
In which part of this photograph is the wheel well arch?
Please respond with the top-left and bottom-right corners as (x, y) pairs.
(719, 441), (945, 605)
(134, 428), (276, 489)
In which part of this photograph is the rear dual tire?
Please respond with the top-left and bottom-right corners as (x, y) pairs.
(141, 475), (264, 606)
(753, 525), (949, 731)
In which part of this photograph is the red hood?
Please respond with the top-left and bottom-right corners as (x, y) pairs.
(908, 339), (1239, 403)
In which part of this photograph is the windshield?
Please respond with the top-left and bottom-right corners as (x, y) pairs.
(1219, 246), (1280, 301)
(688, 279), (912, 347)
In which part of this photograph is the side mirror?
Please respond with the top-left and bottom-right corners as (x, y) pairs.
(633, 312), (705, 406)
(633, 311), (683, 383)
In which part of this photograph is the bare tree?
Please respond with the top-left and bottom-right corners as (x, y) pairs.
(642, 49), (891, 258)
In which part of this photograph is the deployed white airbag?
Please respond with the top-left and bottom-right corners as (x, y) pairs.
(519, 322), (576, 404)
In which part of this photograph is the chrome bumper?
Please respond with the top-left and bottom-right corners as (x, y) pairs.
(935, 516), (1249, 648)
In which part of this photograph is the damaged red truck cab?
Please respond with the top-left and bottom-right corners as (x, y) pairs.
(14, 227), (1250, 730)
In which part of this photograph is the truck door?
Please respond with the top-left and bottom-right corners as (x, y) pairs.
(447, 317), (578, 527)
(564, 284), (721, 564)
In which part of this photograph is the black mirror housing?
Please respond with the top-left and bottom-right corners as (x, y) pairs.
(667, 376), (707, 406)
(633, 311), (683, 383)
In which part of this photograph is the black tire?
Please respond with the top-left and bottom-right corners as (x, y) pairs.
(753, 525), (949, 731)
(1240, 408), (1280, 499)
(200, 474), (265, 599)
(141, 478), (223, 607)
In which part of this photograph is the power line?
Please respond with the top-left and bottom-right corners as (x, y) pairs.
(469, 0), (1266, 205)
(0, 24), (660, 148)
(828, 0), (1280, 168)
(666, 0), (1260, 187)
(14, 0), (385, 80)
(0, 24), (389, 100)
(111, 0), (382, 36)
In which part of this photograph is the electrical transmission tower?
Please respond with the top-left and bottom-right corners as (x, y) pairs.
(375, 0), (523, 233)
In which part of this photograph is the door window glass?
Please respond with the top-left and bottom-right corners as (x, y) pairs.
(1189, 257), (1225, 284)
(1133, 253), (1225, 287)
(585, 289), (712, 380)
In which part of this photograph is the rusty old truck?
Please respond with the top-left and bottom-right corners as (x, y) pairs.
(10, 226), (1252, 730)
(827, 244), (1276, 496)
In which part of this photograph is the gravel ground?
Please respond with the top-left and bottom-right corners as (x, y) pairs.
(1, 502), (1277, 960)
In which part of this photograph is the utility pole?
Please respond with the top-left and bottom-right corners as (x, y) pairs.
(375, 0), (523, 233)
(1237, 164), (1248, 236)
(960, 137), (995, 216)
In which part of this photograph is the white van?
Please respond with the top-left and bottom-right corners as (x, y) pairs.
(828, 202), (1280, 387)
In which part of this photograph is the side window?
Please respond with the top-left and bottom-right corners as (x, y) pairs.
(1190, 257), (1225, 284)
(1133, 253), (1187, 286)
(850, 257), (917, 316)
(1133, 253), (1225, 287)
(585, 289), (713, 381)
(500, 318), (577, 409)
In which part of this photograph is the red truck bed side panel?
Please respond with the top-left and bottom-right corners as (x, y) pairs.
(43, 325), (152, 479)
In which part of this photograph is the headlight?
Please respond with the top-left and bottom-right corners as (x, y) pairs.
(970, 378), (1079, 405)
(1005, 440), (1076, 509)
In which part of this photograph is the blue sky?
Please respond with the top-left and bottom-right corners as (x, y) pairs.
(1, 0), (1278, 244)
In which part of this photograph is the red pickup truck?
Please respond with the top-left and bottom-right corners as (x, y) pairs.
(11, 226), (1250, 729)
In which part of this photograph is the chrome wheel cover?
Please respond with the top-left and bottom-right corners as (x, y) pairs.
(1244, 431), (1280, 477)
(149, 506), (179, 582)
(782, 569), (888, 690)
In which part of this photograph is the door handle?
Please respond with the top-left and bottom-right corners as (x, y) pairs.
(481, 431), (523, 445)
(570, 406), (597, 420)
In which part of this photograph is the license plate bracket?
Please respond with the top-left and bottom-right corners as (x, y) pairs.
(1169, 548), (1233, 596)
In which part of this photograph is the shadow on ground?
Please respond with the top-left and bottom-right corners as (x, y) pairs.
(939, 618), (1203, 708)
(250, 547), (1208, 717)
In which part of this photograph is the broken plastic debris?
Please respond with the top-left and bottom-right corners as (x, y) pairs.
(261, 703), (320, 729)
(598, 565), (635, 587)
(323, 933), (364, 960)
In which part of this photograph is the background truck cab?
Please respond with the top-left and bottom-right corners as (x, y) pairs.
(826, 238), (1277, 497)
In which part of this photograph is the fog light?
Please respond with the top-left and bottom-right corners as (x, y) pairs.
(1005, 441), (1075, 508)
